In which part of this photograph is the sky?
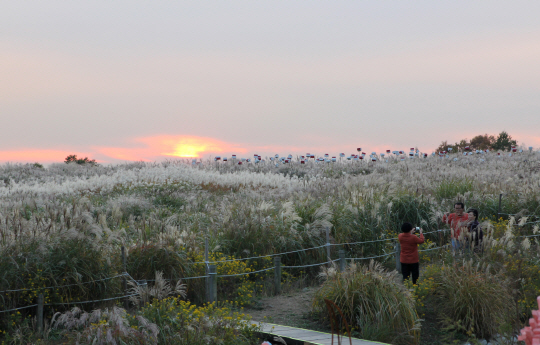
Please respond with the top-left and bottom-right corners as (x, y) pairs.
(1, 1), (540, 163)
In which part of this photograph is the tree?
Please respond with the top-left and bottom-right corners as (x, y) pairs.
(435, 131), (518, 153)
(470, 134), (495, 151)
(435, 141), (450, 153)
(491, 131), (517, 152)
(64, 154), (97, 165)
(435, 139), (469, 153)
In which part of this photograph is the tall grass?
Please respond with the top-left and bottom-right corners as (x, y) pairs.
(426, 260), (515, 340)
(312, 261), (420, 344)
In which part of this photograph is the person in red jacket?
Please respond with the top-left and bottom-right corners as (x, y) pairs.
(442, 202), (469, 251)
(398, 222), (424, 285)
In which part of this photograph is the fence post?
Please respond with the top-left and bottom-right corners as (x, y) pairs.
(338, 250), (346, 272)
(37, 293), (44, 334)
(121, 246), (128, 309)
(274, 256), (281, 295)
(207, 264), (217, 303)
(204, 238), (210, 302)
(395, 240), (401, 273)
(497, 193), (503, 220)
(325, 227), (331, 265)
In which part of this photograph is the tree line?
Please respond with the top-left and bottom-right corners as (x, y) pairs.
(435, 131), (517, 153)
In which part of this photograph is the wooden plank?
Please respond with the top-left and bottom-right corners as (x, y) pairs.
(260, 322), (389, 345)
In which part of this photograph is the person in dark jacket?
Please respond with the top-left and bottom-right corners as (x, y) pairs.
(466, 208), (483, 253)
(398, 222), (425, 285)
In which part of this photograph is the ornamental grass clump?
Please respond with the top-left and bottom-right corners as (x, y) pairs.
(51, 306), (159, 345)
(312, 261), (420, 344)
(431, 260), (515, 340)
(128, 271), (186, 307)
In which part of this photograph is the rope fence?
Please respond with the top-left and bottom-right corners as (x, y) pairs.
(0, 273), (128, 294)
(1, 224), (537, 316)
(418, 244), (450, 252)
(217, 266), (275, 278)
(44, 293), (139, 306)
(193, 229), (450, 266)
(282, 259), (339, 269)
(191, 244), (328, 265)
(0, 304), (38, 314)
(348, 251), (397, 260)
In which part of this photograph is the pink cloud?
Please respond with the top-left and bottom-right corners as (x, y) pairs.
(0, 150), (94, 163)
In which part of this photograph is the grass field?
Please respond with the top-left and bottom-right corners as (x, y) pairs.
(1, 151), (539, 344)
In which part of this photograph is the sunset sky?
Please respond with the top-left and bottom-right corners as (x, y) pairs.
(1, 1), (540, 163)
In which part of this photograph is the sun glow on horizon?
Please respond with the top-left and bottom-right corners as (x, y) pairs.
(158, 137), (221, 158)
(163, 145), (202, 158)
(3, 133), (539, 164)
(95, 135), (249, 162)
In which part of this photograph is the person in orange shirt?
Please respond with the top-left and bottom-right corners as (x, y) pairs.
(442, 202), (469, 251)
(398, 222), (424, 285)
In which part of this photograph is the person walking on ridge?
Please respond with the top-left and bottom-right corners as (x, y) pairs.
(443, 202), (469, 251)
(398, 222), (424, 285)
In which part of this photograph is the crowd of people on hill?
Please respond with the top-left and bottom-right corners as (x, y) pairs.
(399, 202), (484, 285)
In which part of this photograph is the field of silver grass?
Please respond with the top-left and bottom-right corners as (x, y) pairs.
(1, 152), (540, 343)
(0, 152), (539, 306)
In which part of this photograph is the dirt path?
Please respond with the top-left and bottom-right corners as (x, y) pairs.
(244, 287), (326, 332)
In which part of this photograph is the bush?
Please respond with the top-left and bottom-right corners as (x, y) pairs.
(428, 260), (515, 339)
(312, 261), (420, 344)
(140, 298), (261, 345)
(127, 244), (189, 281)
(0, 238), (121, 320)
(187, 252), (271, 306)
(64, 154), (97, 165)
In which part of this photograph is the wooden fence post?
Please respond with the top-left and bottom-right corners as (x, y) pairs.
(274, 256), (281, 295)
(326, 227), (331, 265)
(497, 193), (503, 220)
(121, 246), (128, 309)
(204, 238), (210, 302)
(37, 293), (44, 334)
(338, 250), (346, 272)
(207, 264), (217, 303)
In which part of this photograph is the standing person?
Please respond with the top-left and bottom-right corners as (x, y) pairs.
(398, 222), (424, 285)
(466, 208), (483, 253)
(442, 202), (469, 251)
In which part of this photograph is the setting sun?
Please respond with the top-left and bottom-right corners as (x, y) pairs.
(166, 144), (205, 158)
(158, 136), (224, 158)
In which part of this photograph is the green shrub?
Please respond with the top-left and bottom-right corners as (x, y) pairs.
(312, 261), (420, 344)
(127, 244), (189, 281)
(428, 260), (515, 339)
(0, 238), (121, 315)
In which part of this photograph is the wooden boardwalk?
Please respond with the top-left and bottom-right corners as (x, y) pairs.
(260, 323), (389, 345)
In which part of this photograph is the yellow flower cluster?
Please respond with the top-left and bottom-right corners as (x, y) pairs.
(140, 296), (261, 343)
(191, 252), (272, 305)
(405, 265), (439, 318)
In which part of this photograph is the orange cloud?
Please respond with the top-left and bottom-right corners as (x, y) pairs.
(0, 150), (90, 163)
(96, 135), (249, 162)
